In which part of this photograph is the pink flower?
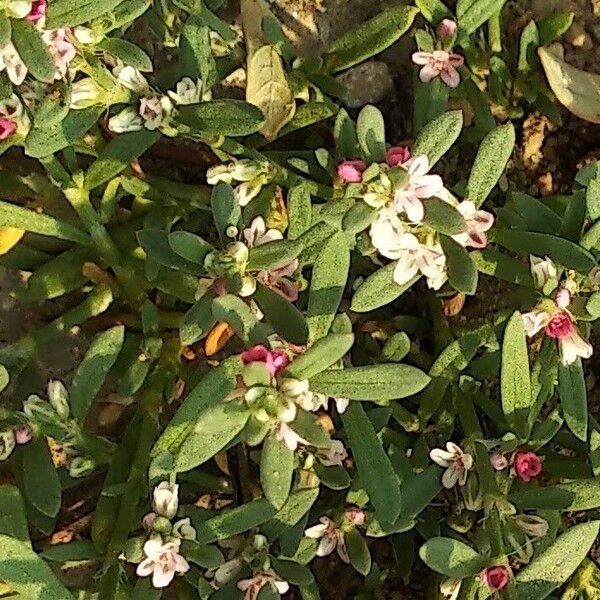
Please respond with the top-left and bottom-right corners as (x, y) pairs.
(453, 200), (494, 249)
(42, 29), (76, 80)
(545, 312), (574, 339)
(142, 512), (157, 532)
(241, 345), (290, 378)
(386, 146), (411, 167)
(430, 442), (473, 488)
(412, 50), (464, 88)
(345, 507), (365, 527)
(489, 452), (508, 471)
(136, 539), (190, 588)
(437, 19), (457, 40)
(13, 425), (32, 444)
(0, 117), (16, 140)
(482, 566), (510, 591)
(27, 0), (47, 23)
(338, 159), (366, 183)
(305, 517), (349, 562)
(237, 571), (289, 600)
(514, 451), (542, 482)
(555, 287), (571, 310)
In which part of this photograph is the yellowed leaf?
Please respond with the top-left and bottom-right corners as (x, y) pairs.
(0, 227), (24, 255)
(240, 0), (270, 55)
(246, 45), (296, 141)
(539, 45), (600, 124)
(205, 321), (234, 356)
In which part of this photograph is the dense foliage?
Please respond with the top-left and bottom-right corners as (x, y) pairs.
(0, 0), (599, 598)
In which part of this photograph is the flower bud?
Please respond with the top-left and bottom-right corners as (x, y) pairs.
(47, 380), (70, 420)
(513, 451), (542, 482)
(489, 452), (508, 471)
(337, 160), (366, 183)
(142, 512), (157, 532)
(23, 394), (55, 421)
(0, 430), (16, 460)
(437, 18), (458, 40)
(386, 146), (411, 167)
(153, 481), (179, 518)
(173, 517), (196, 540)
(482, 565), (510, 592)
(70, 78), (104, 109)
(152, 516), (173, 534)
(225, 225), (238, 238)
(68, 456), (96, 478)
(14, 425), (32, 445)
(555, 287), (571, 310)
(239, 276), (257, 297)
(0, 117), (17, 141)
(345, 507), (365, 527)
(440, 578), (461, 600)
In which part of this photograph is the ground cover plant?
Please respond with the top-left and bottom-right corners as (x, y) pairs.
(0, 0), (600, 598)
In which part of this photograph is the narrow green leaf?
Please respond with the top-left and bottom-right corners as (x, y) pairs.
(558, 360), (588, 441)
(0, 485), (29, 542)
(22, 440), (61, 518)
(11, 20), (55, 83)
(510, 479), (600, 511)
(419, 537), (486, 578)
(440, 235), (478, 294)
(356, 105), (386, 162)
(211, 183), (240, 242)
(351, 264), (419, 312)
(47, 0), (125, 27)
(177, 100), (264, 136)
(261, 433), (294, 510)
(98, 38), (152, 72)
(457, 0), (508, 36)
(423, 198), (466, 235)
(412, 110), (463, 167)
(345, 528), (371, 575)
(284, 333), (354, 380)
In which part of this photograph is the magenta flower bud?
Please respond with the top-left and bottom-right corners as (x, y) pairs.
(437, 19), (457, 39)
(514, 451), (542, 482)
(0, 117), (17, 140)
(27, 0), (47, 23)
(386, 146), (411, 167)
(337, 160), (366, 183)
(241, 345), (290, 378)
(142, 512), (157, 532)
(482, 566), (510, 592)
(489, 452), (508, 471)
(545, 311), (575, 340)
(14, 425), (32, 445)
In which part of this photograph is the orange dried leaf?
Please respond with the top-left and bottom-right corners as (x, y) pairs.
(0, 227), (24, 255)
(205, 321), (234, 356)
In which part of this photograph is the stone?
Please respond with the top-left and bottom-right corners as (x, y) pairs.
(337, 61), (393, 108)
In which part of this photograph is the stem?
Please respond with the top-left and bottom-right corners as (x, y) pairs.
(488, 10), (502, 53)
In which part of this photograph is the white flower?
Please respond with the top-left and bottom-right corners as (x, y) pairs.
(333, 397), (349, 413)
(0, 94), (23, 119)
(530, 256), (557, 289)
(0, 43), (27, 85)
(275, 422), (308, 451)
(522, 309), (551, 337)
(304, 517), (349, 562)
(391, 155), (444, 223)
(514, 514), (548, 538)
(136, 539), (189, 588)
(234, 177), (265, 207)
(167, 77), (202, 105)
(139, 95), (171, 130)
(207, 159), (264, 185)
(172, 517), (196, 540)
(317, 439), (347, 467)
(430, 442), (473, 488)
(47, 380), (69, 419)
(558, 327), (593, 366)
(108, 107), (143, 133)
(440, 578), (462, 600)
(6, 1), (31, 18)
(0, 430), (16, 461)
(237, 571), (289, 600)
(72, 26), (99, 45)
(152, 481), (179, 518)
(243, 217), (283, 248)
(70, 78), (103, 109)
(452, 200), (494, 249)
(115, 65), (149, 95)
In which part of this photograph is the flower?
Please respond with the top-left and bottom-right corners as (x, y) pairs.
(257, 259), (299, 301)
(172, 517), (196, 540)
(489, 452), (508, 471)
(530, 256), (557, 289)
(13, 425), (32, 444)
(47, 380), (69, 419)
(152, 481), (179, 518)
(545, 311), (593, 365)
(27, 0), (46, 23)
(452, 201), (494, 249)
(243, 217), (283, 248)
(522, 308), (551, 337)
(440, 578), (461, 600)
(0, 117), (17, 140)
(0, 43), (27, 85)
(275, 422), (308, 451)
(317, 439), (348, 467)
(139, 95), (170, 130)
(437, 19), (458, 40)
(115, 65), (150, 95)
(513, 451), (542, 482)
(167, 77), (202, 105)
(241, 345), (290, 378)
(386, 146), (411, 167)
(136, 539), (190, 588)
(338, 159), (366, 183)
(482, 565), (510, 592)
(305, 517), (349, 562)
(430, 442), (473, 488)
(108, 107), (143, 133)
(237, 571), (289, 600)
(70, 78), (103, 109)
(345, 507), (365, 526)
(142, 512), (156, 532)
(42, 29), (76, 79)
(6, 1), (31, 18)
(555, 287), (571, 310)
(412, 50), (464, 88)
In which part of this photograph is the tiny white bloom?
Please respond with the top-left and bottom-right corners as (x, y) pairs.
(276, 422), (308, 451)
(317, 439), (348, 467)
(0, 93), (23, 119)
(521, 309), (551, 338)
(152, 481), (179, 518)
(108, 107), (143, 133)
(47, 379), (69, 419)
(167, 77), (202, 105)
(115, 65), (149, 95)
(430, 442), (473, 488)
(0, 430), (16, 461)
(0, 43), (27, 86)
(136, 539), (189, 588)
(243, 217), (283, 248)
(7, 1), (31, 19)
(529, 255), (557, 289)
(305, 517), (349, 562)
(172, 517), (196, 540)
(70, 78), (102, 109)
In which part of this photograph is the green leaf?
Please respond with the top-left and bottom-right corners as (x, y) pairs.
(85, 130), (161, 191)
(306, 232), (350, 341)
(334, 108), (358, 159)
(457, 0), (508, 36)
(0, 485), (29, 542)
(247, 239), (303, 272)
(415, 0), (452, 23)
(423, 198), (466, 235)
(345, 528), (371, 575)
(271, 557), (314, 586)
(412, 110), (463, 167)
(261, 433), (294, 510)
(0, 367), (8, 393)
(180, 540), (223, 569)
(440, 235), (478, 294)
(586, 175), (600, 221)
(287, 183), (312, 240)
(510, 479), (600, 511)
(310, 364), (430, 401)
(97, 38), (152, 72)
(539, 11), (574, 45)
(325, 5), (419, 72)
(514, 521), (600, 600)
(47, 0), (125, 27)
(168, 231), (213, 264)
(174, 400), (250, 472)
(494, 229), (596, 273)
(196, 498), (276, 544)
(501, 311), (531, 439)
(137, 229), (202, 274)
(290, 410), (330, 448)
(351, 264), (419, 312)
(253, 284), (309, 345)
(22, 440), (61, 518)
(177, 100), (264, 136)
(212, 294), (269, 345)
(0, 201), (89, 245)
(341, 403), (401, 524)
(180, 15), (216, 86)
(356, 105), (386, 163)
(284, 333), (354, 380)
(70, 326), (125, 422)
(40, 540), (98, 562)
(0, 15), (11, 48)
(180, 293), (216, 345)
(511, 192), (562, 233)
(262, 488), (319, 539)
(0, 534), (73, 598)
(471, 247), (534, 287)
(465, 123), (515, 207)
(419, 537), (486, 578)
(558, 360), (588, 441)
(211, 182), (240, 242)
(11, 20), (55, 83)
